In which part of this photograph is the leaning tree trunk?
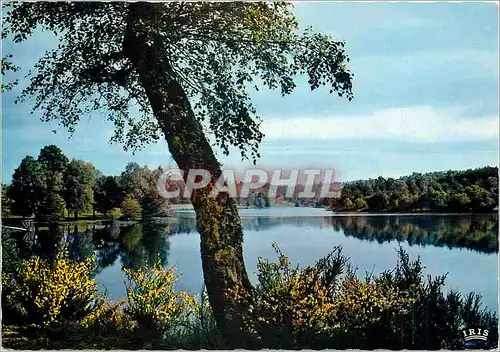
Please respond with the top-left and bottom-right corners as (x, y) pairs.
(123, 5), (256, 348)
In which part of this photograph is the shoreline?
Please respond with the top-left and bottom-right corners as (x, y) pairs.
(2, 208), (496, 226)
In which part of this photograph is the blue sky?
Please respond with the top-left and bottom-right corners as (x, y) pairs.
(2, 2), (499, 183)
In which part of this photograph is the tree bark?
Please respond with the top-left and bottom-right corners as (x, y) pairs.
(123, 4), (256, 348)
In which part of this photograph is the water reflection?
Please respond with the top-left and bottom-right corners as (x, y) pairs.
(325, 215), (498, 254)
(3, 213), (497, 306)
(4, 214), (497, 271)
(169, 214), (497, 253)
(4, 222), (171, 272)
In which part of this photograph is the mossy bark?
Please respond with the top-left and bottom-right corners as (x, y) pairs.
(123, 4), (256, 347)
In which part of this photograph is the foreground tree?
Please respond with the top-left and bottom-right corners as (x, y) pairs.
(3, 2), (353, 346)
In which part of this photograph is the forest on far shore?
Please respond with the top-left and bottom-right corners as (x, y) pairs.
(3, 145), (498, 220)
(327, 166), (498, 213)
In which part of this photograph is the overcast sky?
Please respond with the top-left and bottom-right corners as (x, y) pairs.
(2, 2), (499, 183)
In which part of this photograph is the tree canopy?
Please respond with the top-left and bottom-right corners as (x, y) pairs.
(3, 2), (353, 162)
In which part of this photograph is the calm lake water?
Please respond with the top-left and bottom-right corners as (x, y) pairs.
(7, 208), (498, 313)
(93, 208), (499, 313)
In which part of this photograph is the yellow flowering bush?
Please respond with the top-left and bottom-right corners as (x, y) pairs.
(230, 243), (348, 348)
(230, 243), (418, 349)
(3, 251), (101, 328)
(329, 275), (415, 330)
(124, 260), (197, 335)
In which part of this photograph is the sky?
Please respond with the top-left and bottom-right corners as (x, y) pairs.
(2, 2), (499, 183)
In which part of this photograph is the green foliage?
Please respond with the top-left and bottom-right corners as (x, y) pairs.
(109, 208), (122, 220)
(37, 145), (69, 174)
(78, 300), (133, 335)
(332, 167), (498, 213)
(4, 2), (353, 163)
(343, 197), (355, 210)
(38, 193), (65, 222)
(4, 144), (173, 221)
(2, 183), (13, 217)
(120, 162), (151, 201)
(182, 288), (222, 349)
(1, 228), (22, 276)
(1, 242), (498, 350)
(63, 159), (96, 219)
(141, 192), (170, 219)
(120, 198), (142, 220)
(2, 252), (221, 350)
(8, 156), (47, 217)
(355, 197), (367, 210)
(94, 175), (125, 215)
(1, 54), (19, 91)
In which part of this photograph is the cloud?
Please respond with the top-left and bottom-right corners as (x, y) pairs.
(261, 107), (499, 142)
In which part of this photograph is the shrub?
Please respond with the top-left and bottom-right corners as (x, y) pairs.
(355, 197), (368, 210)
(123, 260), (196, 337)
(231, 243), (350, 348)
(231, 244), (498, 350)
(2, 251), (102, 328)
(121, 198), (141, 220)
(108, 207), (121, 220)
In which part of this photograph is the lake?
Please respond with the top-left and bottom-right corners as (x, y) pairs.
(7, 208), (499, 313)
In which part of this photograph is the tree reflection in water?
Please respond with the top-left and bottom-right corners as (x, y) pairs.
(3, 221), (171, 274)
(3, 214), (497, 277)
(168, 214), (498, 254)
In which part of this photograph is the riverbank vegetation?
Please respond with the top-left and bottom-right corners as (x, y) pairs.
(327, 167), (498, 213)
(1, 242), (497, 349)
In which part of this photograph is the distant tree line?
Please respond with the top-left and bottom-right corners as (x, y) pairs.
(2, 145), (169, 222)
(328, 167), (498, 213)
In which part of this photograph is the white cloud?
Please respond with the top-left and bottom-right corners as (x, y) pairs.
(261, 107), (499, 142)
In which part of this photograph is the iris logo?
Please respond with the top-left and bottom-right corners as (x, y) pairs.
(461, 328), (489, 349)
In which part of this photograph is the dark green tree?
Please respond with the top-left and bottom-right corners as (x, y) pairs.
(38, 192), (65, 222)
(37, 145), (68, 221)
(94, 175), (125, 216)
(466, 184), (495, 211)
(141, 189), (170, 219)
(4, 3), (353, 345)
(37, 145), (69, 174)
(331, 167), (498, 212)
(8, 156), (47, 218)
